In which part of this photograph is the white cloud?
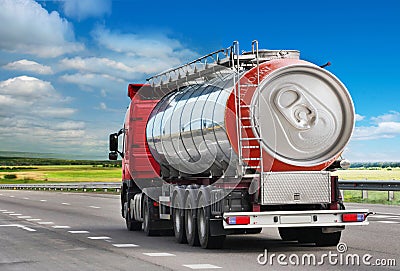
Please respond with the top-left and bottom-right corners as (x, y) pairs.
(0, 0), (83, 57)
(92, 25), (197, 68)
(62, 0), (111, 20)
(60, 73), (124, 90)
(371, 111), (400, 124)
(55, 121), (85, 130)
(99, 102), (107, 110)
(59, 56), (136, 80)
(3, 59), (54, 74)
(60, 57), (133, 73)
(355, 113), (365, 122)
(0, 76), (90, 153)
(0, 76), (59, 100)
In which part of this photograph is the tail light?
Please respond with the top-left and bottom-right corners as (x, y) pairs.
(342, 213), (365, 222)
(226, 216), (250, 225)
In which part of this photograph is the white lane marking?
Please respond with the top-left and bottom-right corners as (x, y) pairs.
(372, 215), (399, 219)
(88, 236), (111, 240)
(37, 222), (54, 225)
(9, 214), (23, 216)
(40, 200), (47, 202)
(18, 216), (32, 219)
(183, 264), (222, 269)
(376, 212), (400, 216)
(0, 194), (3, 196)
(89, 206), (101, 209)
(376, 221), (400, 224)
(23, 197), (29, 200)
(9, 196), (15, 198)
(0, 209), (7, 211)
(0, 224), (36, 232)
(62, 203), (71, 206)
(26, 219), (41, 221)
(143, 253), (176, 257)
(3, 211), (14, 214)
(68, 230), (89, 234)
(112, 244), (139, 248)
(52, 226), (71, 229)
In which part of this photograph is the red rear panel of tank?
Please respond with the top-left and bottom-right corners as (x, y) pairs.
(124, 84), (160, 180)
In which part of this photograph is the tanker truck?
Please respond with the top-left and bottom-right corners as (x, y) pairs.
(109, 41), (370, 249)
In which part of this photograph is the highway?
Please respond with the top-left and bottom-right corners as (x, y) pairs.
(1, 190), (399, 271)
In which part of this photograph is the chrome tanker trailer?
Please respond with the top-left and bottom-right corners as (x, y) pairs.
(109, 41), (369, 249)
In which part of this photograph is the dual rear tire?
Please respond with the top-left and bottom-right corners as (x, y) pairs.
(279, 227), (341, 246)
(172, 189), (225, 249)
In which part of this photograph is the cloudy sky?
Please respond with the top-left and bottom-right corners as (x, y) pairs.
(0, 0), (399, 161)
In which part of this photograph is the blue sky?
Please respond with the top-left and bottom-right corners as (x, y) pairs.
(0, 0), (399, 161)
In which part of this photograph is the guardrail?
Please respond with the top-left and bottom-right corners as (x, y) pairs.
(0, 180), (399, 200)
(0, 182), (120, 193)
(338, 180), (400, 201)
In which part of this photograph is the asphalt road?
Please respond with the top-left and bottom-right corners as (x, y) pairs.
(1, 190), (399, 271)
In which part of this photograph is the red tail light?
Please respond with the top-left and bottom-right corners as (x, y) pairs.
(226, 216), (250, 225)
(342, 213), (365, 222)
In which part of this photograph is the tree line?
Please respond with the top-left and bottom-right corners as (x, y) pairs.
(0, 156), (122, 167)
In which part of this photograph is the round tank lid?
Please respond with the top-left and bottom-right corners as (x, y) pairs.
(251, 64), (354, 167)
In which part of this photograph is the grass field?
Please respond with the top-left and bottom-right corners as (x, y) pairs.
(335, 167), (400, 180)
(0, 165), (121, 183)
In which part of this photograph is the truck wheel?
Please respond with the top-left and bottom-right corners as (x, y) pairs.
(124, 199), (141, 231)
(143, 195), (157, 236)
(297, 228), (318, 244)
(315, 230), (341, 247)
(245, 228), (262, 234)
(172, 194), (187, 243)
(278, 227), (299, 241)
(185, 193), (199, 246)
(197, 194), (225, 249)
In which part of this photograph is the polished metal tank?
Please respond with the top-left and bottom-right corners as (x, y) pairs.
(146, 54), (354, 177)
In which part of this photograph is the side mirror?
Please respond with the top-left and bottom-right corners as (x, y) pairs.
(109, 152), (118, 161)
(109, 133), (118, 152)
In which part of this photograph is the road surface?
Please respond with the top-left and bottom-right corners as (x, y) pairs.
(1, 190), (399, 270)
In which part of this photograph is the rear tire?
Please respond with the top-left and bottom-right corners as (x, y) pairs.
(315, 230), (341, 246)
(245, 228), (262, 234)
(143, 195), (158, 236)
(185, 193), (199, 246)
(278, 227), (299, 241)
(297, 228), (317, 244)
(172, 193), (187, 244)
(124, 198), (141, 231)
(197, 194), (225, 249)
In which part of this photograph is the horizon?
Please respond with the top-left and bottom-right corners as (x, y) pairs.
(1, 0), (399, 161)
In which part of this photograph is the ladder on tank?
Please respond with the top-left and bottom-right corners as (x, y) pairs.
(232, 41), (264, 184)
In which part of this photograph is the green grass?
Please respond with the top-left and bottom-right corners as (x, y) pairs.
(0, 165), (121, 183)
(343, 190), (400, 205)
(334, 168), (400, 205)
(1, 165), (399, 204)
(335, 167), (400, 180)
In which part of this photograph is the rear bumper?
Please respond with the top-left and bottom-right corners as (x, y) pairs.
(222, 209), (370, 229)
